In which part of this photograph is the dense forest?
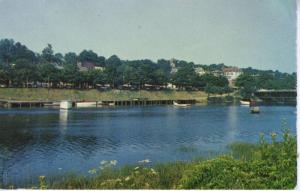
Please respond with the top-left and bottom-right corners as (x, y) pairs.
(0, 39), (296, 95)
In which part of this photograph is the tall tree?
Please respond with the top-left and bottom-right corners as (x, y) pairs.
(42, 44), (55, 63)
(171, 64), (197, 90)
(235, 74), (257, 98)
(78, 50), (98, 63)
(104, 55), (122, 88)
(64, 52), (78, 66)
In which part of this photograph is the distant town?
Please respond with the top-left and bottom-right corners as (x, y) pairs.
(0, 39), (296, 98)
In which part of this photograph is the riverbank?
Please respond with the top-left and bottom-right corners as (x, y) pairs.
(0, 88), (209, 103)
(6, 130), (295, 189)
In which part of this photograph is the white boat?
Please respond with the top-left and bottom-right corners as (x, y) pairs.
(76, 102), (97, 108)
(250, 106), (260, 114)
(60, 101), (72, 109)
(173, 101), (191, 107)
(240, 100), (250, 105)
(108, 102), (115, 106)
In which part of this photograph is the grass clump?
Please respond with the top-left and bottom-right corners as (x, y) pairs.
(180, 129), (296, 189)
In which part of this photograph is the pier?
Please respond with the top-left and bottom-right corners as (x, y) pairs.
(0, 100), (53, 108)
(0, 99), (196, 108)
(254, 89), (296, 105)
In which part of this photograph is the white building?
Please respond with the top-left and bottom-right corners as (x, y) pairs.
(170, 58), (178, 74)
(167, 83), (177, 90)
(195, 67), (206, 76)
(95, 66), (105, 71)
(223, 67), (243, 86)
(77, 61), (105, 72)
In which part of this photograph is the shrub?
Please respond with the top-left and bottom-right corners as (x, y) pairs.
(179, 131), (296, 189)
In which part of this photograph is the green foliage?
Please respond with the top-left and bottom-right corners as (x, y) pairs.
(39, 176), (47, 189)
(78, 50), (105, 66)
(201, 73), (230, 95)
(42, 44), (55, 63)
(171, 63), (197, 89)
(180, 131), (296, 189)
(235, 74), (257, 98)
(64, 52), (77, 66)
(236, 72), (296, 99)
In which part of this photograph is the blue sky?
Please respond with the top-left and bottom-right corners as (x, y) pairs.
(0, 0), (296, 73)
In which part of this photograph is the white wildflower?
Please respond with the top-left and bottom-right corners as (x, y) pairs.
(100, 160), (107, 165)
(150, 168), (157, 175)
(125, 176), (131, 181)
(110, 160), (117, 166)
(88, 168), (97, 174)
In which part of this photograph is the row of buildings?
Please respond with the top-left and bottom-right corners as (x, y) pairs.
(195, 66), (243, 87)
(169, 58), (243, 87)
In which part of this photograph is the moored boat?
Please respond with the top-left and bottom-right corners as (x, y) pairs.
(240, 100), (250, 105)
(173, 101), (191, 107)
(250, 106), (260, 114)
(108, 102), (115, 106)
(76, 101), (97, 108)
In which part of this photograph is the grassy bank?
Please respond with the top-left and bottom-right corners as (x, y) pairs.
(7, 129), (295, 189)
(0, 88), (208, 102)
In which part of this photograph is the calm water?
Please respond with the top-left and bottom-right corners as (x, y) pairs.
(0, 105), (296, 185)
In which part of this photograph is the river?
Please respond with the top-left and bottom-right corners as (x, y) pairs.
(0, 105), (296, 185)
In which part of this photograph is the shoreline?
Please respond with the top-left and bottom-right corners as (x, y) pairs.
(0, 88), (295, 108)
(2, 132), (296, 189)
(0, 88), (208, 102)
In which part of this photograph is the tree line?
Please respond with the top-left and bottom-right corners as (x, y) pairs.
(0, 38), (296, 95)
(0, 39), (231, 93)
(235, 70), (296, 98)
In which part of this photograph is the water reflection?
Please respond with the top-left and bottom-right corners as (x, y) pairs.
(0, 105), (296, 185)
(59, 109), (68, 133)
(226, 106), (238, 143)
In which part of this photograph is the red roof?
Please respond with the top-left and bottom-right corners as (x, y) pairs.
(223, 67), (241, 73)
(81, 62), (95, 69)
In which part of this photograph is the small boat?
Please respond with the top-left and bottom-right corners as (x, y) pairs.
(250, 106), (260, 114)
(240, 100), (250, 105)
(76, 102), (97, 108)
(60, 101), (72, 110)
(44, 101), (60, 107)
(173, 101), (191, 107)
(108, 102), (115, 106)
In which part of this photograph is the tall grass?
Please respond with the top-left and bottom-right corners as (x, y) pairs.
(0, 88), (207, 101)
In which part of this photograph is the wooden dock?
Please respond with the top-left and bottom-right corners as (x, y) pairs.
(0, 100), (53, 108)
(0, 99), (196, 108)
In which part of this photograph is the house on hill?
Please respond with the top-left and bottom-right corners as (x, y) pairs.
(223, 67), (243, 86)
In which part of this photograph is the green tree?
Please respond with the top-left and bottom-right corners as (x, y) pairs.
(61, 62), (79, 88)
(13, 59), (37, 87)
(38, 63), (60, 87)
(171, 64), (197, 90)
(0, 39), (15, 65)
(200, 73), (230, 95)
(235, 74), (257, 98)
(104, 55), (122, 88)
(78, 50), (105, 66)
(42, 44), (55, 63)
(64, 52), (78, 66)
